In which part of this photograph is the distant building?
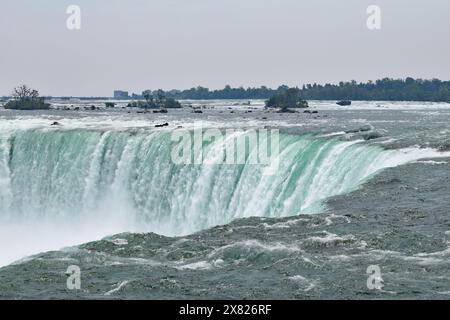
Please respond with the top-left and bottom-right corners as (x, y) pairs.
(114, 90), (129, 99)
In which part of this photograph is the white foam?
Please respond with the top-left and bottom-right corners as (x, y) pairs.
(415, 160), (448, 165)
(104, 280), (130, 296)
(109, 239), (129, 246)
(306, 231), (356, 244)
(288, 275), (316, 292)
(177, 261), (213, 270)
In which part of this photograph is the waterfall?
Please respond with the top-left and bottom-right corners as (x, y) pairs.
(0, 127), (446, 266)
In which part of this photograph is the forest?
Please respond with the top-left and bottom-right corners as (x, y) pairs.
(141, 78), (450, 102)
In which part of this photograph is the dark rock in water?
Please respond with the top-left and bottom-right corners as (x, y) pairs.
(277, 108), (296, 113)
(90, 105), (96, 111)
(155, 123), (169, 128)
(438, 142), (450, 151)
(50, 121), (61, 126)
(363, 130), (384, 141)
(312, 110), (319, 114)
(336, 100), (352, 106)
(153, 109), (168, 114)
(304, 110), (312, 114)
(193, 110), (203, 114)
(359, 124), (372, 132)
(299, 100), (309, 108)
(345, 124), (373, 134)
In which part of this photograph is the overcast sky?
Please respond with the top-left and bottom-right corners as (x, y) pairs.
(0, 0), (449, 96)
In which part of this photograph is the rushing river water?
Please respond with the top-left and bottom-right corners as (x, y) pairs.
(1, 100), (450, 299)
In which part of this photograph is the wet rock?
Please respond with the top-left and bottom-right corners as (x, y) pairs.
(345, 125), (373, 134)
(336, 100), (352, 106)
(277, 108), (296, 113)
(155, 123), (169, 128)
(359, 125), (373, 132)
(363, 130), (384, 141)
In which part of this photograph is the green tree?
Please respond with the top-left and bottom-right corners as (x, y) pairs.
(266, 87), (309, 111)
(4, 85), (49, 110)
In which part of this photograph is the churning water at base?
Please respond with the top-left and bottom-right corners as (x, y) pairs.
(0, 128), (447, 266)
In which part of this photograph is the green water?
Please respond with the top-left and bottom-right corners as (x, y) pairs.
(0, 128), (404, 236)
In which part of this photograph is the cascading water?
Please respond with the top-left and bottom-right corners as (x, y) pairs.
(0, 127), (446, 266)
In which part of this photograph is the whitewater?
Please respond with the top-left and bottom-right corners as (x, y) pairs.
(0, 117), (449, 267)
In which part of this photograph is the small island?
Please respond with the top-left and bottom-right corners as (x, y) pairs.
(127, 90), (182, 111)
(4, 85), (50, 110)
(265, 87), (309, 112)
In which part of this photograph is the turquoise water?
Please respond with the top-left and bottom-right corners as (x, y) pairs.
(0, 128), (433, 237)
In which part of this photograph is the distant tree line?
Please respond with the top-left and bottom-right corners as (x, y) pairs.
(139, 78), (450, 102)
(3, 79), (449, 107)
(299, 78), (450, 102)
(138, 85), (288, 100)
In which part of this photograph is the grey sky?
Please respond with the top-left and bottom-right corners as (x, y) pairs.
(0, 0), (449, 96)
